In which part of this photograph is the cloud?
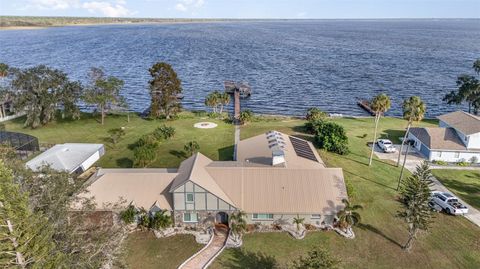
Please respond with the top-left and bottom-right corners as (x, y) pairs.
(82, 1), (133, 17)
(174, 0), (205, 12)
(27, 0), (80, 10)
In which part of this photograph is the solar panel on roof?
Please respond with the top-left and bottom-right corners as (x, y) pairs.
(289, 136), (318, 162)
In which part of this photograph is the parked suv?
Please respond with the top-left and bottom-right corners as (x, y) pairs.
(377, 139), (396, 153)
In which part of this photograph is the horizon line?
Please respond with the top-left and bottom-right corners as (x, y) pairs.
(1, 15), (479, 20)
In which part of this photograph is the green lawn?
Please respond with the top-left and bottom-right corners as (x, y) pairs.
(432, 169), (480, 210)
(4, 114), (480, 268)
(122, 231), (202, 269)
(3, 112), (234, 168)
(212, 117), (480, 269)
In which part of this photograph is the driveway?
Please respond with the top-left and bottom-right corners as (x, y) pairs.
(373, 144), (480, 227)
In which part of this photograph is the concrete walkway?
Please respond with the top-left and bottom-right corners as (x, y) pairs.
(374, 144), (480, 227)
(179, 226), (229, 269)
(233, 125), (240, 161)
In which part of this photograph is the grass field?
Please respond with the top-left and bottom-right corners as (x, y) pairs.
(432, 169), (480, 210)
(3, 112), (234, 168)
(122, 231), (202, 269)
(4, 113), (480, 268)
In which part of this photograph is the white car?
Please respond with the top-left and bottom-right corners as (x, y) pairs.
(377, 139), (396, 153)
(431, 191), (469, 215)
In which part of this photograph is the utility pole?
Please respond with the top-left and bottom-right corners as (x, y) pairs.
(397, 141), (411, 191)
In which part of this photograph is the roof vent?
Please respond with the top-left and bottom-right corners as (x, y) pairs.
(272, 147), (286, 166)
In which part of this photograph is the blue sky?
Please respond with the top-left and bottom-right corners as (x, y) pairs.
(1, 0), (479, 18)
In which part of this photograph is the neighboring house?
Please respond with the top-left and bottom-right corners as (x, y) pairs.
(26, 143), (105, 174)
(408, 111), (480, 163)
(82, 131), (348, 228)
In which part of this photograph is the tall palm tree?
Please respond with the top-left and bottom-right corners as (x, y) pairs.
(396, 96), (426, 166)
(368, 94), (391, 166)
(229, 211), (247, 242)
(337, 199), (363, 230)
(293, 215), (305, 231)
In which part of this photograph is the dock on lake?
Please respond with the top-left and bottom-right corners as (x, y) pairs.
(224, 81), (252, 124)
(357, 99), (376, 116)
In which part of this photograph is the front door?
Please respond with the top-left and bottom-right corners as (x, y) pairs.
(215, 212), (228, 226)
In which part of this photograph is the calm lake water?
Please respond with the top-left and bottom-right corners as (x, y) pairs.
(1, 20), (479, 117)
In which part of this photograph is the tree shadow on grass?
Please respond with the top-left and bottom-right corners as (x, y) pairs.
(116, 157), (133, 168)
(436, 177), (480, 209)
(220, 249), (279, 269)
(219, 145), (234, 161)
(170, 150), (187, 159)
(357, 223), (403, 248)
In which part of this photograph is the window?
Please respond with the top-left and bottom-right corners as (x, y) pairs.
(454, 152), (460, 158)
(183, 212), (198, 223)
(186, 193), (194, 203)
(252, 213), (274, 220)
(311, 214), (321, 219)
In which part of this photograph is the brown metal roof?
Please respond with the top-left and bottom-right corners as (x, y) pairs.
(437, 111), (480, 135)
(236, 132), (325, 168)
(169, 153), (237, 207)
(206, 167), (347, 214)
(410, 127), (468, 151)
(80, 169), (178, 211)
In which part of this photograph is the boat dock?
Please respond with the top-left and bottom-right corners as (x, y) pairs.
(224, 81), (252, 125)
(357, 99), (376, 116)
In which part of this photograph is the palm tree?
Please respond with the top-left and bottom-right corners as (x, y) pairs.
(184, 141), (200, 156)
(229, 211), (247, 243)
(337, 199), (363, 230)
(398, 161), (434, 252)
(293, 215), (305, 231)
(368, 94), (391, 166)
(396, 96), (426, 166)
(218, 92), (231, 114)
(205, 91), (219, 113)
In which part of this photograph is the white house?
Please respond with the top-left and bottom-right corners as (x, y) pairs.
(408, 111), (480, 163)
(26, 143), (105, 174)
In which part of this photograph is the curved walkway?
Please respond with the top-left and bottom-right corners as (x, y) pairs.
(179, 225), (229, 269)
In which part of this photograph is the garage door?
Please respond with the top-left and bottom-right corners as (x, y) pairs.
(419, 143), (430, 158)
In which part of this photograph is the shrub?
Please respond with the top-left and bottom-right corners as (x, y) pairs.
(305, 119), (323, 134)
(346, 181), (356, 199)
(432, 160), (447, 166)
(137, 209), (150, 228)
(306, 107), (328, 122)
(313, 121), (349, 155)
(136, 134), (158, 148)
(133, 144), (157, 167)
(150, 210), (173, 230)
(153, 125), (175, 140)
(457, 161), (469, 167)
(119, 205), (136, 224)
(239, 110), (254, 124)
(470, 156), (479, 164)
(107, 127), (125, 145)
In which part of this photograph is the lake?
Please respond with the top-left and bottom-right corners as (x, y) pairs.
(1, 19), (479, 117)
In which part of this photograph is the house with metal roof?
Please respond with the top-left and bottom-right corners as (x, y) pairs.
(408, 111), (480, 163)
(82, 131), (347, 228)
(26, 143), (105, 174)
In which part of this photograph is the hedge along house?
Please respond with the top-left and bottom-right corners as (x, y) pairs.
(408, 111), (480, 163)
(81, 131), (348, 228)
